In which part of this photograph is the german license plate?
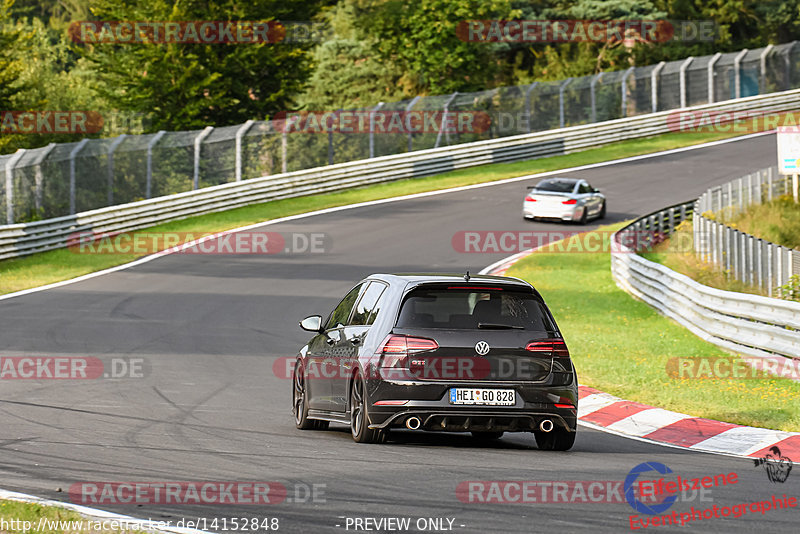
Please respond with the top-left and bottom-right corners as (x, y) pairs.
(449, 388), (515, 406)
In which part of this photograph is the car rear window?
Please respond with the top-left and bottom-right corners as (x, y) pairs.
(396, 287), (556, 332)
(534, 179), (575, 193)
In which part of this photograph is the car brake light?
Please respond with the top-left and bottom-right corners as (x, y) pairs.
(525, 195), (537, 201)
(554, 403), (575, 409)
(525, 339), (569, 357)
(562, 199), (577, 205)
(377, 334), (438, 367)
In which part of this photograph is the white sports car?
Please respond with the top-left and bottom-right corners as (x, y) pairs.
(523, 177), (606, 224)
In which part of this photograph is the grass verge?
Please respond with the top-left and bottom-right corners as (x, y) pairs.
(0, 499), (148, 534)
(640, 220), (764, 295)
(506, 222), (800, 431)
(0, 130), (759, 296)
(714, 194), (800, 249)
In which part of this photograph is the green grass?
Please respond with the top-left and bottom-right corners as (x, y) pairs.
(640, 220), (764, 295)
(715, 194), (800, 249)
(0, 129), (752, 295)
(0, 500), (146, 534)
(507, 223), (800, 431)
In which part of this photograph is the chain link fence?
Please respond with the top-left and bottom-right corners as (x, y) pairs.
(4, 41), (800, 224)
(694, 167), (800, 296)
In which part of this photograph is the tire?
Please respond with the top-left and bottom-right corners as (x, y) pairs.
(292, 361), (329, 431)
(471, 431), (504, 441)
(598, 201), (606, 219)
(350, 372), (384, 443)
(534, 429), (575, 451)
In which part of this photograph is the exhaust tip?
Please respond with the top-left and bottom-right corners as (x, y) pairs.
(405, 416), (421, 430)
(539, 419), (554, 433)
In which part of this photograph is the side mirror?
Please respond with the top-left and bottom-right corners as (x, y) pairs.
(299, 315), (323, 333)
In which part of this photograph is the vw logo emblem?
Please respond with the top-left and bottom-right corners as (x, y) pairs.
(475, 341), (490, 356)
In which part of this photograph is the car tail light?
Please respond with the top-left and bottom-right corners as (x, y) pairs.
(377, 334), (438, 368)
(554, 403), (575, 409)
(562, 198), (577, 205)
(525, 195), (537, 201)
(525, 339), (569, 357)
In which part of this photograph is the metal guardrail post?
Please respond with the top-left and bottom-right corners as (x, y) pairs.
(558, 78), (573, 128)
(760, 44), (774, 92)
(435, 93), (458, 149)
(193, 126), (214, 190)
(369, 102), (385, 159)
(621, 67), (635, 117)
(524, 83), (538, 132)
(69, 139), (89, 216)
(679, 57), (694, 108)
(708, 52), (722, 103)
(734, 49), (749, 99)
(235, 120), (254, 181)
(405, 96), (421, 151)
(590, 73), (603, 123)
(107, 135), (127, 205)
(33, 143), (56, 214)
(146, 130), (166, 199)
(4, 149), (25, 225)
(281, 131), (288, 174)
(651, 62), (666, 113)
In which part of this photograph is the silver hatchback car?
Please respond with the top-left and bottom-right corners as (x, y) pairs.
(523, 177), (606, 224)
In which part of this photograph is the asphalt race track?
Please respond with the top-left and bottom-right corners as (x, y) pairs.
(0, 133), (796, 533)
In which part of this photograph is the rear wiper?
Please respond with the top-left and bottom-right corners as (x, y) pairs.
(478, 322), (525, 329)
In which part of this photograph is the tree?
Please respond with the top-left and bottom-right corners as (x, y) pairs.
(84, 0), (333, 131)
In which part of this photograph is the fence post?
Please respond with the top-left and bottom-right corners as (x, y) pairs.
(234, 120), (254, 181)
(590, 72), (603, 123)
(785, 42), (797, 90)
(435, 93), (458, 149)
(767, 244), (773, 297)
(405, 96), (421, 150)
(69, 139), (89, 216)
(708, 52), (722, 103)
(621, 67), (635, 117)
(767, 166), (773, 201)
(734, 49), (748, 99)
(281, 131), (288, 174)
(558, 78), (573, 128)
(146, 130), (166, 199)
(679, 57), (693, 107)
(193, 126), (214, 190)
(369, 102), (385, 158)
(107, 135), (127, 205)
(651, 62), (666, 113)
(4, 149), (25, 225)
(760, 44), (774, 92)
(33, 143), (56, 214)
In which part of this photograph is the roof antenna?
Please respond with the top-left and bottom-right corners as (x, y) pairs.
(464, 270), (470, 282)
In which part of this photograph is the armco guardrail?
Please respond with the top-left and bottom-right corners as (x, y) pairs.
(694, 166), (799, 296)
(4, 89), (800, 261)
(612, 202), (800, 360)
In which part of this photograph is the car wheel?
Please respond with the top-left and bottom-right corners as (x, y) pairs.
(350, 371), (384, 443)
(471, 431), (504, 441)
(598, 201), (606, 219)
(534, 429), (575, 451)
(293, 361), (329, 431)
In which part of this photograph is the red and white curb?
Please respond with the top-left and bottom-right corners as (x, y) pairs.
(481, 247), (800, 460)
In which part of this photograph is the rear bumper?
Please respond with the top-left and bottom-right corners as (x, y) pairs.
(523, 202), (583, 221)
(369, 408), (576, 432)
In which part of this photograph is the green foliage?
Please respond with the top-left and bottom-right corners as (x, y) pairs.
(777, 274), (800, 301)
(85, 0), (331, 131)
